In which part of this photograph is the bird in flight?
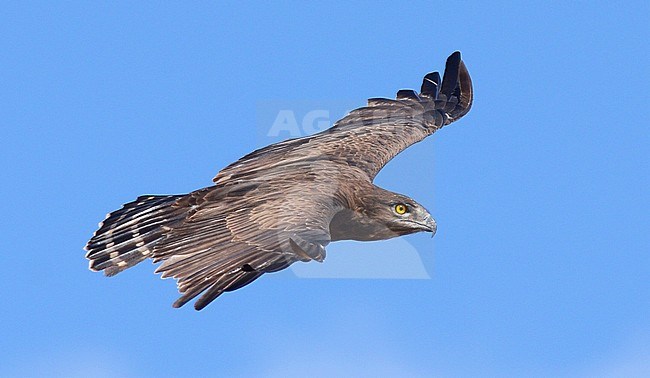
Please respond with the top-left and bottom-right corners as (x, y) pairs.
(85, 51), (473, 310)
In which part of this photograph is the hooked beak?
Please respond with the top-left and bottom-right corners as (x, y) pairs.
(424, 215), (437, 237)
(413, 215), (437, 237)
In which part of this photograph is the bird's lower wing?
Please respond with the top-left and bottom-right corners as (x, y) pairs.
(151, 177), (341, 310)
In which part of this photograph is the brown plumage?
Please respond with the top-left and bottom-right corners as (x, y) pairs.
(85, 51), (473, 310)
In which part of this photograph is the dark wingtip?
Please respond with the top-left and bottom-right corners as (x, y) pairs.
(454, 59), (473, 119)
(432, 51), (473, 123)
(420, 72), (441, 98)
(193, 287), (226, 311)
(447, 51), (462, 68)
(193, 301), (208, 311)
(172, 290), (199, 309)
(440, 51), (461, 97)
(396, 89), (420, 101)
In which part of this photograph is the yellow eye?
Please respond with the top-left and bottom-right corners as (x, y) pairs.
(394, 203), (408, 215)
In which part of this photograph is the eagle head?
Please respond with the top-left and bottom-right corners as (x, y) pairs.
(367, 192), (437, 238)
(330, 186), (437, 241)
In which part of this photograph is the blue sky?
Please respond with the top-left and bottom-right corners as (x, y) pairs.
(1, 1), (648, 377)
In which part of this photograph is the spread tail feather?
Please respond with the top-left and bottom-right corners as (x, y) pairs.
(85, 195), (185, 276)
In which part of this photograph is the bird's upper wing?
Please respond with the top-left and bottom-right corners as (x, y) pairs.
(213, 51), (473, 185)
(151, 164), (346, 310)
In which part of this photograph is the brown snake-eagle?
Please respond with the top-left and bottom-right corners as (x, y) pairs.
(85, 51), (473, 310)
